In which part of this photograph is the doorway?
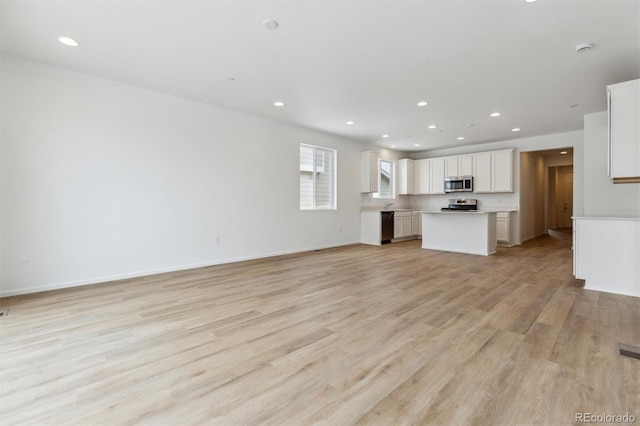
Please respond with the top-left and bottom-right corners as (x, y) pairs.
(561, 168), (573, 228)
(519, 148), (574, 243)
(548, 165), (573, 230)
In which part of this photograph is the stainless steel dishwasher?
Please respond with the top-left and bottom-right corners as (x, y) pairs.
(381, 211), (394, 244)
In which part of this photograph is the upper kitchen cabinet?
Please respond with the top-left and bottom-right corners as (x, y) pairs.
(397, 159), (415, 195)
(413, 159), (431, 194)
(491, 149), (513, 192)
(445, 156), (458, 177)
(430, 157), (446, 194)
(607, 79), (640, 183)
(444, 155), (473, 177)
(414, 158), (445, 194)
(360, 151), (379, 193)
(459, 155), (473, 176)
(473, 153), (491, 193)
(473, 149), (513, 193)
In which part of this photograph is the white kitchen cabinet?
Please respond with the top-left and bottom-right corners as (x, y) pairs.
(394, 215), (404, 239)
(444, 155), (473, 177)
(397, 159), (415, 195)
(415, 158), (445, 194)
(496, 212), (510, 243)
(459, 155), (473, 176)
(491, 149), (513, 192)
(445, 156), (458, 177)
(360, 151), (379, 193)
(430, 157), (446, 194)
(472, 152), (492, 193)
(412, 211), (420, 236)
(414, 149), (511, 196)
(404, 215), (413, 236)
(472, 149), (513, 193)
(414, 159), (431, 194)
(607, 79), (640, 182)
(394, 211), (415, 239)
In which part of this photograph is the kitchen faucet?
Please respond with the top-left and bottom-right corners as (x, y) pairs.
(384, 202), (394, 210)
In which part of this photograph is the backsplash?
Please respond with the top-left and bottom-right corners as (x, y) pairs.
(360, 193), (411, 210)
(409, 193), (518, 211)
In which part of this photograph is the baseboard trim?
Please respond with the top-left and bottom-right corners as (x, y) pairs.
(520, 232), (547, 243)
(0, 240), (361, 298)
(420, 244), (495, 256)
(583, 284), (640, 299)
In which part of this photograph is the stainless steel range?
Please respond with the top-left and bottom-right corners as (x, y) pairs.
(440, 198), (478, 212)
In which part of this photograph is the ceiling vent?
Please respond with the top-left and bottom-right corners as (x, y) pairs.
(575, 43), (593, 53)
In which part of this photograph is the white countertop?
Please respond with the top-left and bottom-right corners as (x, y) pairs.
(360, 208), (415, 212)
(419, 210), (496, 215)
(361, 207), (516, 213)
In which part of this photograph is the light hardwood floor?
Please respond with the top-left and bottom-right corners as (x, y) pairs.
(1, 235), (639, 425)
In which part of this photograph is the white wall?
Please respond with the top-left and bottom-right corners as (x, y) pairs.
(583, 112), (640, 217)
(0, 55), (367, 296)
(409, 131), (584, 243)
(576, 111), (640, 297)
(519, 152), (546, 242)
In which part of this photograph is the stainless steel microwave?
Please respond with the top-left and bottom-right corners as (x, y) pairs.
(444, 176), (473, 193)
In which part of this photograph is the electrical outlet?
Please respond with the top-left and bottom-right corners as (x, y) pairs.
(339, 226), (342, 233)
(19, 252), (30, 263)
(214, 236), (221, 244)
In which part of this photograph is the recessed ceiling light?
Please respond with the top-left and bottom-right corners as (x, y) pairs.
(263, 19), (279, 30)
(227, 77), (236, 83)
(273, 101), (285, 107)
(381, 134), (389, 138)
(58, 36), (79, 47)
(490, 112), (501, 117)
(346, 121), (355, 125)
(414, 144), (421, 147)
(390, 145), (396, 148)
(457, 137), (465, 140)
(417, 101), (428, 107)
(428, 125), (437, 129)
(560, 151), (568, 155)
(525, 0), (539, 3)
(512, 128), (521, 132)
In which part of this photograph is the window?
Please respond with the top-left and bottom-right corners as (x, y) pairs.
(300, 144), (336, 210)
(372, 159), (395, 199)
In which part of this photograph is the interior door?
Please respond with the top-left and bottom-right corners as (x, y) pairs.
(562, 169), (573, 228)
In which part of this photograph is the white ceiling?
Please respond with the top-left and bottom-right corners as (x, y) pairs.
(1, 0), (639, 152)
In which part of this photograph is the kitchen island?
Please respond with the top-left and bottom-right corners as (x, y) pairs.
(421, 211), (497, 256)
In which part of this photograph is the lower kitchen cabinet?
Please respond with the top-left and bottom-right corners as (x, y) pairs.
(496, 212), (510, 243)
(361, 211), (422, 245)
(394, 212), (415, 239)
(412, 211), (420, 236)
